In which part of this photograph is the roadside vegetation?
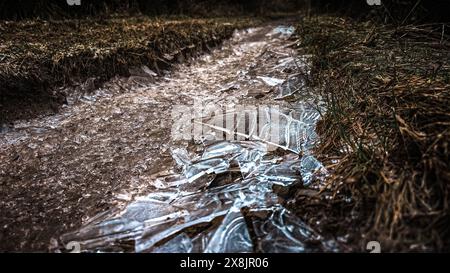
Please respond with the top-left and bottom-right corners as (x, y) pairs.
(291, 14), (450, 251)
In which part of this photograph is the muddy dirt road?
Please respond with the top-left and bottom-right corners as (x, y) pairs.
(0, 22), (330, 252)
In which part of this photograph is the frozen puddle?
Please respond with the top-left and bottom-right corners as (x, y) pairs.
(0, 24), (333, 252)
(58, 25), (333, 253)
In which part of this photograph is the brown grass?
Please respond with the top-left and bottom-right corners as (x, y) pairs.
(291, 15), (450, 252)
(0, 16), (256, 123)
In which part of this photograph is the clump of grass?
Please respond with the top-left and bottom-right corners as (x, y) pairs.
(292, 16), (450, 251)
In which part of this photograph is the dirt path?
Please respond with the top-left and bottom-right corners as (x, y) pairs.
(0, 21), (326, 252)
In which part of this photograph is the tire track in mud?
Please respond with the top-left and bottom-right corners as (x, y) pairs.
(0, 22), (330, 252)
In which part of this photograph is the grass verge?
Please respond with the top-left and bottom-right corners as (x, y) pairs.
(0, 16), (255, 124)
(290, 15), (450, 251)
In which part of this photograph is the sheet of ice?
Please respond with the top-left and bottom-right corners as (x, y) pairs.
(60, 137), (331, 252)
